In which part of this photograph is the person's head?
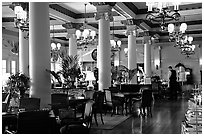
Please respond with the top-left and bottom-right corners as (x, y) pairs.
(168, 66), (173, 70)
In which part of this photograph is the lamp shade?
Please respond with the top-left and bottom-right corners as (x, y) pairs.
(85, 71), (96, 81)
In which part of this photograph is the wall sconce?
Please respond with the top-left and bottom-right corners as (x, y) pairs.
(124, 48), (128, 57)
(154, 59), (160, 70)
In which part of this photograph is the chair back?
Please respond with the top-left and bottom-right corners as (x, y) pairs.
(17, 110), (51, 134)
(51, 93), (68, 108)
(19, 98), (40, 111)
(2, 93), (11, 112)
(104, 89), (112, 103)
(141, 89), (153, 107)
(84, 90), (94, 99)
(93, 91), (105, 110)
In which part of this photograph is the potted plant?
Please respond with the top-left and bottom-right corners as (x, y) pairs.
(60, 55), (81, 88)
(6, 73), (30, 99)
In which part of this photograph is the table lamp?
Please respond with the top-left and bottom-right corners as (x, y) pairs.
(85, 71), (96, 90)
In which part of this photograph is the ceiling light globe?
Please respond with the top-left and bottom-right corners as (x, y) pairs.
(180, 23), (187, 33)
(51, 42), (56, 49)
(124, 48), (128, 54)
(75, 30), (82, 39)
(90, 30), (96, 39)
(188, 36), (193, 42)
(57, 43), (61, 49)
(110, 40), (116, 47)
(168, 23), (174, 33)
(14, 5), (23, 14)
(117, 40), (122, 47)
(82, 29), (89, 38)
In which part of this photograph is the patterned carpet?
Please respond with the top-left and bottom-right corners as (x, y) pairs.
(91, 114), (131, 130)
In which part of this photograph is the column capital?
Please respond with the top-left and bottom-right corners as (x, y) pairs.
(66, 29), (77, 39)
(125, 25), (137, 36)
(93, 3), (114, 21)
(143, 31), (151, 44)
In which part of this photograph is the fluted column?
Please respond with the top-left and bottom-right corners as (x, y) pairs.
(144, 31), (152, 79)
(19, 30), (29, 76)
(94, 3), (114, 90)
(29, 2), (51, 108)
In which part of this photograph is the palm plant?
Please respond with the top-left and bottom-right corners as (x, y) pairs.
(60, 55), (81, 88)
(46, 69), (62, 86)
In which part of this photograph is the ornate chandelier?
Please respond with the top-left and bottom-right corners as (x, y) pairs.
(75, 4), (96, 46)
(10, 2), (29, 31)
(146, 2), (180, 30)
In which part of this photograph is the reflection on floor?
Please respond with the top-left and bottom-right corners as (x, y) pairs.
(90, 98), (188, 134)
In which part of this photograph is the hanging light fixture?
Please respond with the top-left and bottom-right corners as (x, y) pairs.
(146, 2), (181, 31)
(51, 25), (61, 62)
(110, 19), (122, 52)
(75, 4), (96, 46)
(11, 2), (29, 31)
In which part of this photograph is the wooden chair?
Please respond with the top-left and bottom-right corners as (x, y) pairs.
(60, 100), (94, 134)
(140, 89), (154, 117)
(92, 91), (105, 126)
(104, 89), (125, 116)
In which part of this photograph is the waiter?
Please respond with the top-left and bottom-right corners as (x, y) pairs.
(168, 66), (178, 100)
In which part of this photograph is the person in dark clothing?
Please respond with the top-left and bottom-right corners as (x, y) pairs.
(168, 66), (178, 100)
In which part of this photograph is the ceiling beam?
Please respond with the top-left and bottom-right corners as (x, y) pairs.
(114, 2), (136, 19)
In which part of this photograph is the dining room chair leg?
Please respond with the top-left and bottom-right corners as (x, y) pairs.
(100, 113), (104, 124)
(94, 113), (98, 126)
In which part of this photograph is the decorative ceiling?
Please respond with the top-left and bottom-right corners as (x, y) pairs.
(2, 2), (202, 46)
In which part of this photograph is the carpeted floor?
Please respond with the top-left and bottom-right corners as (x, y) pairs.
(91, 114), (131, 130)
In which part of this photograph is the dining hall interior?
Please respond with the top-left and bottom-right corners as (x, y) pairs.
(1, 1), (202, 134)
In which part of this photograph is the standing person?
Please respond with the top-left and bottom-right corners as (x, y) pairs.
(168, 66), (178, 100)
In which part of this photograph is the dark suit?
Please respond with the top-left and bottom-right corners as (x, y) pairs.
(169, 69), (178, 100)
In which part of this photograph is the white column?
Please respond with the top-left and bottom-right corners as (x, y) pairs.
(144, 35), (152, 78)
(126, 25), (137, 84)
(19, 30), (29, 76)
(95, 4), (113, 90)
(29, 2), (51, 108)
(68, 29), (77, 56)
(98, 16), (111, 90)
